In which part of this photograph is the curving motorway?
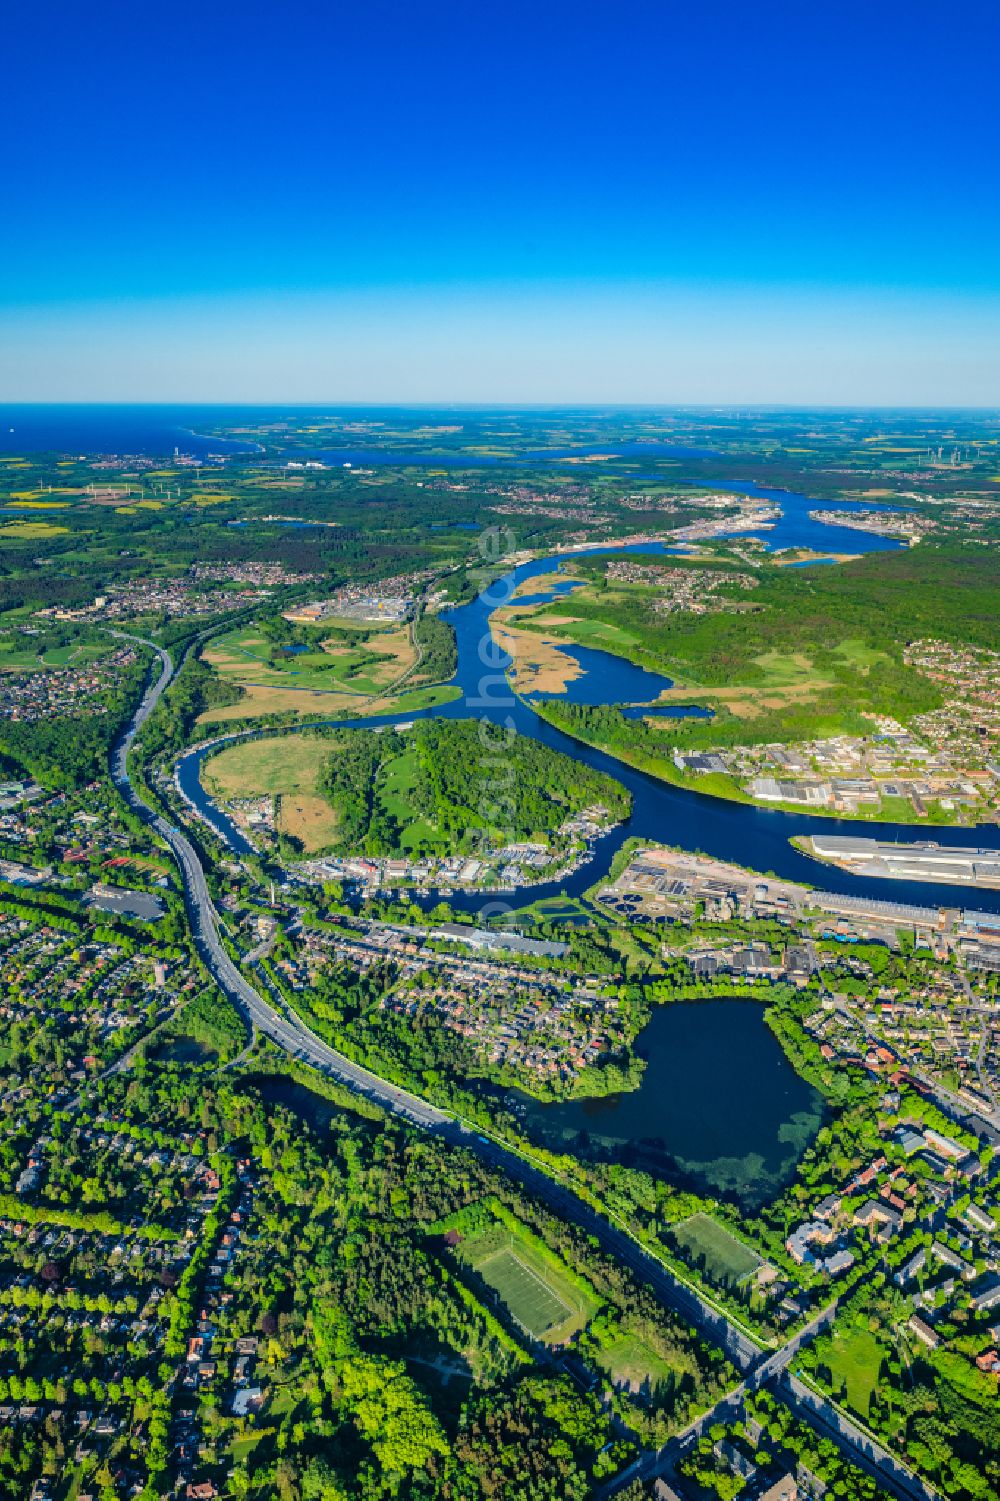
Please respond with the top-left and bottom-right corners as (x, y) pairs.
(111, 635), (940, 1501)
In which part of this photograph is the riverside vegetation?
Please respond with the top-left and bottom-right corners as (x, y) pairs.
(1, 412), (1000, 1500)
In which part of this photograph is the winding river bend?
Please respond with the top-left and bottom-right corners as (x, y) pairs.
(107, 516), (948, 1500)
(178, 522), (1000, 918)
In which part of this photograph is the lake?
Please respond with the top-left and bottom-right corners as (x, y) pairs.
(510, 999), (825, 1210)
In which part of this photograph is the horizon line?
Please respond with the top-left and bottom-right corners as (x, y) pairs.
(3, 400), (999, 413)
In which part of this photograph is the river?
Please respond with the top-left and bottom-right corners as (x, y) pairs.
(169, 508), (1000, 1208)
(178, 522), (1000, 917)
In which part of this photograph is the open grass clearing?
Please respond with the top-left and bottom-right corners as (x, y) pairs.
(358, 623), (415, 677)
(197, 678), (459, 726)
(378, 746), (421, 820)
(198, 683), (369, 723)
(378, 748), (450, 852)
(832, 637), (892, 671)
(375, 682), (462, 714)
(648, 680), (834, 720)
(0, 639), (50, 672)
(593, 1332), (680, 1393)
(544, 615), (646, 655)
(752, 649), (820, 684)
(671, 1212), (762, 1288)
(41, 642), (110, 668)
(204, 733), (344, 852)
(203, 733), (334, 800)
(821, 1323), (885, 1418)
(279, 793), (340, 850)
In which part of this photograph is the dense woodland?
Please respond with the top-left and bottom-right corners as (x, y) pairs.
(412, 612), (458, 683)
(318, 719), (629, 857)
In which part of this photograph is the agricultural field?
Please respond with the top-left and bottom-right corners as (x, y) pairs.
(203, 620), (415, 702)
(671, 1213), (763, 1288)
(458, 1220), (598, 1344)
(0, 519), (71, 541)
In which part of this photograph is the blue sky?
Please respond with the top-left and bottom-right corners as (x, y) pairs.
(4, 0), (999, 402)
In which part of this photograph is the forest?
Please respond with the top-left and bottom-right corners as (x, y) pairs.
(319, 718), (629, 857)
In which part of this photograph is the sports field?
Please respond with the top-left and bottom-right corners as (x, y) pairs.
(461, 1223), (597, 1343)
(671, 1213), (762, 1287)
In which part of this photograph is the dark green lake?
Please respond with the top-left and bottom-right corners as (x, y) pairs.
(511, 999), (825, 1210)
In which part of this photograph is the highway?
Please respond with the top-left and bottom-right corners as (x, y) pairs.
(111, 644), (451, 1129)
(109, 639), (941, 1501)
(110, 638), (765, 1365)
(603, 1292), (944, 1501)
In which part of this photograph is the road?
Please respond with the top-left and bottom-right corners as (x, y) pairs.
(109, 638), (938, 1500)
(601, 1298), (840, 1497)
(110, 638), (764, 1365)
(778, 1369), (941, 1501)
(603, 1292), (942, 1501)
(829, 991), (1000, 1140)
